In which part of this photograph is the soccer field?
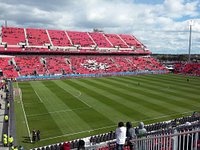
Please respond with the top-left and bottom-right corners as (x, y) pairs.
(14, 74), (200, 149)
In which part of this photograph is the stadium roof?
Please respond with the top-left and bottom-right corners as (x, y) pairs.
(0, 0), (200, 54)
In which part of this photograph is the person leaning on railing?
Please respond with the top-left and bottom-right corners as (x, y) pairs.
(126, 122), (136, 150)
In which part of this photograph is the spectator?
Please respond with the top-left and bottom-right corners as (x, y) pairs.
(78, 139), (85, 150)
(136, 122), (147, 150)
(126, 122), (136, 150)
(137, 122), (147, 138)
(7, 102), (10, 110)
(3, 136), (8, 147)
(32, 129), (36, 142)
(18, 145), (24, 150)
(115, 122), (126, 150)
(8, 135), (14, 147)
(63, 142), (70, 150)
(4, 114), (8, 122)
(37, 130), (40, 141)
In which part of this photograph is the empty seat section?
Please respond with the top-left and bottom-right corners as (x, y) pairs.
(48, 30), (72, 47)
(70, 56), (113, 74)
(15, 56), (45, 76)
(104, 34), (128, 48)
(70, 56), (138, 74)
(26, 28), (50, 46)
(119, 34), (142, 48)
(24, 47), (49, 52)
(174, 63), (200, 76)
(0, 46), (5, 52)
(88, 32), (112, 48)
(0, 57), (18, 78)
(45, 56), (71, 75)
(67, 31), (94, 47)
(0, 55), (167, 78)
(6, 47), (22, 52)
(2, 26), (25, 45)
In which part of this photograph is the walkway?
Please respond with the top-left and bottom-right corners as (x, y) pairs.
(0, 90), (9, 149)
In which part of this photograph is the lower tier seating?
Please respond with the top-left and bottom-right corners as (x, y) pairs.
(0, 55), (167, 79)
(0, 57), (18, 78)
(174, 63), (200, 76)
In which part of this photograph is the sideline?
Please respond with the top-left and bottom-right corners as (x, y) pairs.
(16, 82), (32, 143)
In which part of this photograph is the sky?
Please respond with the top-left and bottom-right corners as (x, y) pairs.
(0, 0), (200, 54)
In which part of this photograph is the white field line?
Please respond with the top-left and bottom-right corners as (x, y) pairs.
(33, 89), (43, 103)
(77, 91), (82, 97)
(74, 91), (92, 108)
(27, 107), (91, 117)
(17, 82), (32, 143)
(60, 86), (92, 108)
(40, 110), (195, 142)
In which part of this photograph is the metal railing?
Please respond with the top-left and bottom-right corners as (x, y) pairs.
(85, 128), (200, 150)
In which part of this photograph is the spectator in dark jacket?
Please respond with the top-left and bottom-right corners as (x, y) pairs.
(126, 122), (136, 150)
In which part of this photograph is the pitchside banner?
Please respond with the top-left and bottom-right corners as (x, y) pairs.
(16, 70), (168, 81)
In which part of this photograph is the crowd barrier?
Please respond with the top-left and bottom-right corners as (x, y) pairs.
(16, 70), (168, 81)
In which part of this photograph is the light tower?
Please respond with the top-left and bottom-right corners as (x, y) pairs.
(188, 20), (194, 63)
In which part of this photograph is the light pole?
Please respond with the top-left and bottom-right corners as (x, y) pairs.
(188, 20), (194, 63)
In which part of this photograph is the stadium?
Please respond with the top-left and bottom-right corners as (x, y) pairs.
(0, 0), (200, 150)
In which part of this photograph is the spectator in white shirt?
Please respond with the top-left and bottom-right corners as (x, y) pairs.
(115, 122), (127, 150)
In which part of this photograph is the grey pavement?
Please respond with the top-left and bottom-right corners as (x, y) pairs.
(0, 90), (9, 150)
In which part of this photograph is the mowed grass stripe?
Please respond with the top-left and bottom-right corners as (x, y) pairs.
(59, 80), (133, 123)
(31, 81), (91, 134)
(18, 82), (63, 138)
(123, 75), (200, 100)
(124, 75), (198, 97)
(16, 74), (200, 150)
(42, 80), (87, 109)
(95, 77), (191, 113)
(123, 75), (200, 105)
(157, 74), (200, 86)
(68, 79), (149, 120)
(115, 76), (200, 109)
(43, 80), (114, 129)
(83, 78), (165, 117)
(145, 74), (200, 86)
(138, 74), (200, 94)
(101, 77), (189, 113)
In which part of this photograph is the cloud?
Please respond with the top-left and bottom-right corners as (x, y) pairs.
(163, 0), (199, 18)
(0, 0), (199, 54)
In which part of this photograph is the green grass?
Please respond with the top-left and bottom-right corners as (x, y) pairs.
(14, 74), (200, 149)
